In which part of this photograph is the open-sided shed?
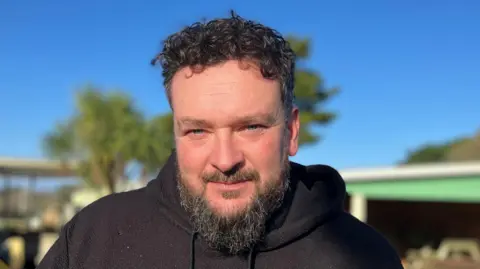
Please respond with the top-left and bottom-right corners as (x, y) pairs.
(341, 161), (480, 256)
(342, 161), (480, 221)
(0, 157), (78, 219)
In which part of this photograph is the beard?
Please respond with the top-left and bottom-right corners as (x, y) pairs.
(177, 156), (291, 255)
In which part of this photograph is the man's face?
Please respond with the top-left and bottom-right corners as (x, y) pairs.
(171, 60), (299, 253)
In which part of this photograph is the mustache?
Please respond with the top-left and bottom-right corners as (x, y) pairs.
(202, 169), (260, 184)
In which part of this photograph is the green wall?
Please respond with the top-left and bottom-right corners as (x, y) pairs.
(346, 175), (480, 202)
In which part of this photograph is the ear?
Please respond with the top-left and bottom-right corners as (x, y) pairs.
(287, 106), (300, 156)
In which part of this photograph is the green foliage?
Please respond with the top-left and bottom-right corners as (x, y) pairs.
(43, 86), (173, 193)
(402, 132), (479, 164)
(43, 122), (76, 161)
(401, 143), (453, 164)
(136, 113), (174, 175)
(287, 36), (339, 146)
(445, 131), (480, 161)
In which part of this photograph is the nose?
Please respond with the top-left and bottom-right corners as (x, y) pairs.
(209, 131), (244, 174)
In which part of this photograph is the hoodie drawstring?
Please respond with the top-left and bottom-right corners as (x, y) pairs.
(247, 246), (255, 269)
(190, 232), (198, 269)
(189, 231), (256, 269)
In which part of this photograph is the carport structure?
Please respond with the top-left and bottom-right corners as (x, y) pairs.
(0, 157), (77, 219)
(0, 158), (78, 269)
(341, 161), (480, 256)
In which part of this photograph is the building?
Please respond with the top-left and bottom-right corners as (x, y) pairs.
(342, 161), (480, 254)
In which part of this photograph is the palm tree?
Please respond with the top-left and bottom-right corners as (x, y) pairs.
(43, 86), (148, 193)
(134, 113), (174, 182)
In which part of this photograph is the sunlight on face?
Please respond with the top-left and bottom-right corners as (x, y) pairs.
(171, 60), (299, 217)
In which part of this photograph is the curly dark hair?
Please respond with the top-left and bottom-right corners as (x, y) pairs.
(151, 10), (296, 119)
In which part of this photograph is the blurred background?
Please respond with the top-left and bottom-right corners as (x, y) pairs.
(1, 1), (479, 268)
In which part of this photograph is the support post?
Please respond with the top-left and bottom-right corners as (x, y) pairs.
(26, 174), (37, 216)
(350, 193), (367, 222)
(3, 173), (12, 217)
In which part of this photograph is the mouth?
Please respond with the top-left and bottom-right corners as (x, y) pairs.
(209, 179), (250, 185)
(209, 180), (250, 190)
(220, 180), (249, 185)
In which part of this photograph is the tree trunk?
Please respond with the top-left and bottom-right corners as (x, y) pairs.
(106, 161), (116, 194)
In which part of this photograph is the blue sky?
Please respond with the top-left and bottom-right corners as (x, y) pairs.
(1, 0), (479, 185)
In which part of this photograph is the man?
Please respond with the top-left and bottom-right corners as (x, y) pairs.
(37, 11), (403, 269)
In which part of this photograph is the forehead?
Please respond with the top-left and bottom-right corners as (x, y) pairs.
(170, 60), (282, 122)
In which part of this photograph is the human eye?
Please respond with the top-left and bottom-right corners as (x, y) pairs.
(185, 129), (207, 138)
(243, 124), (267, 133)
(190, 129), (204, 134)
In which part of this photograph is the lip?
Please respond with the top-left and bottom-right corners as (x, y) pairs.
(209, 181), (249, 190)
(219, 180), (248, 185)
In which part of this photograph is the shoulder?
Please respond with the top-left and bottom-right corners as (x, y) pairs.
(79, 187), (149, 216)
(65, 187), (155, 237)
(312, 212), (404, 268)
(340, 213), (404, 268)
(37, 187), (159, 267)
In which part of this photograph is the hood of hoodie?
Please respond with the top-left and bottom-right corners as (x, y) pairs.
(145, 150), (346, 253)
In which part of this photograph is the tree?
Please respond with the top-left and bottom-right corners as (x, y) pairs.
(401, 131), (479, 164)
(136, 113), (174, 181)
(43, 86), (173, 193)
(401, 143), (453, 164)
(287, 36), (339, 146)
(445, 131), (480, 161)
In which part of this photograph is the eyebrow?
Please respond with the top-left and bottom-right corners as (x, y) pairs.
(177, 113), (279, 129)
(177, 118), (211, 129)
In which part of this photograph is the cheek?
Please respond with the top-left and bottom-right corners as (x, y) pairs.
(176, 142), (209, 185)
(243, 131), (285, 182)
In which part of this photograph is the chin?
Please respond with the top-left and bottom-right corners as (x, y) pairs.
(207, 195), (253, 218)
(203, 182), (255, 215)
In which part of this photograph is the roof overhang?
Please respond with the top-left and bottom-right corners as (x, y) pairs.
(343, 162), (480, 202)
(0, 157), (78, 178)
(341, 161), (480, 182)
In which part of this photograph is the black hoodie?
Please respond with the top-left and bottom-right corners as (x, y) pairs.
(37, 152), (404, 269)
